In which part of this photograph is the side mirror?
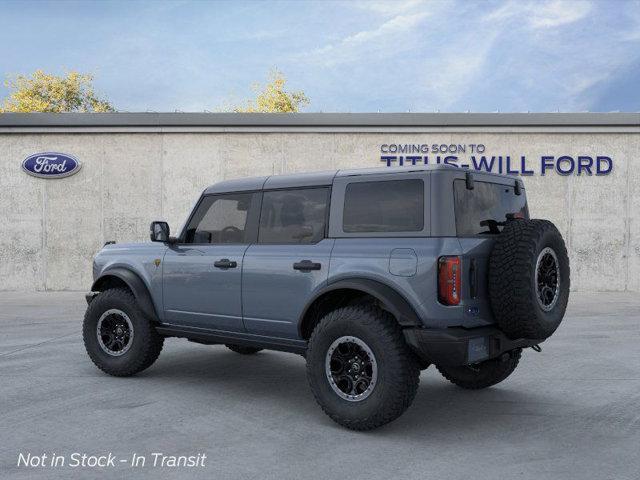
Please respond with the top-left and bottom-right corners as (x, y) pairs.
(150, 221), (170, 242)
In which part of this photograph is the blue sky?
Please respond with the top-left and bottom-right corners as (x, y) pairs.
(0, 0), (639, 112)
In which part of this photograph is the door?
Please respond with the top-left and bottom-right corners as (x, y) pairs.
(453, 179), (529, 325)
(162, 192), (259, 332)
(242, 187), (333, 339)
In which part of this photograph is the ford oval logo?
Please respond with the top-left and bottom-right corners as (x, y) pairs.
(22, 152), (81, 179)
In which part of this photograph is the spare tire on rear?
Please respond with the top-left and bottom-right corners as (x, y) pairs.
(488, 219), (570, 340)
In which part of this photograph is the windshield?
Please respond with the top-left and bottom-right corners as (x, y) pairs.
(453, 179), (529, 236)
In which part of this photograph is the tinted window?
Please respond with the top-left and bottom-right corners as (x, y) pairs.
(454, 180), (529, 236)
(343, 179), (424, 233)
(258, 188), (329, 244)
(184, 193), (254, 244)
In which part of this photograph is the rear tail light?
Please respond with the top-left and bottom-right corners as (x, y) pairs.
(438, 256), (461, 306)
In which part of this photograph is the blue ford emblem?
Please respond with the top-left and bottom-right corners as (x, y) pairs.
(22, 152), (81, 179)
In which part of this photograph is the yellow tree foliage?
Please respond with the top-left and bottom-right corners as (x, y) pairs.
(234, 70), (309, 113)
(1, 70), (114, 113)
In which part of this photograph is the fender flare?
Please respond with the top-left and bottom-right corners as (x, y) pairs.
(299, 278), (422, 329)
(91, 267), (159, 321)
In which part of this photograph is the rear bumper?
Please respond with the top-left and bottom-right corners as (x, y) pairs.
(403, 325), (543, 367)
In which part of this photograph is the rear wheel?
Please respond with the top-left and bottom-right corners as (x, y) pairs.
(436, 349), (521, 390)
(306, 305), (420, 430)
(83, 288), (164, 377)
(225, 344), (263, 355)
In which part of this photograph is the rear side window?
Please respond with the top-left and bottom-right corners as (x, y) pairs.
(258, 188), (329, 244)
(343, 179), (424, 233)
(454, 179), (529, 236)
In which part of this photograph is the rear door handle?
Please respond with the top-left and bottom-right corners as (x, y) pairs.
(293, 260), (321, 271)
(214, 258), (237, 269)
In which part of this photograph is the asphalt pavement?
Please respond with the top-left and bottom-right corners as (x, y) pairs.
(1, 290), (639, 480)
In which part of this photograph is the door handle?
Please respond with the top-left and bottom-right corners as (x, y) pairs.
(214, 258), (237, 269)
(293, 260), (321, 271)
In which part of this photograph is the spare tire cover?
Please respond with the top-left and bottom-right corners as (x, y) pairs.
(488, 219), (570, 340)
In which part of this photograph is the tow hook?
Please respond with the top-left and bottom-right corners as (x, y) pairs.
(531, 344), (542, 353)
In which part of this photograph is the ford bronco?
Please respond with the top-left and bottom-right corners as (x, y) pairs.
(83, 165), (570, 430)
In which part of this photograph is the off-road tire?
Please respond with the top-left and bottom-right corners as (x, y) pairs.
(489, 219), (570, 340)
(306, 305), (420, 431)
(225, 344), (263, 355)
(83, 288), (164, 377)
(437, 349), (522, 390)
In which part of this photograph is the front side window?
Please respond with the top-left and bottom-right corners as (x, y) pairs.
(258, 188), (329, 244)
(454, 180), (529, 236)
(343, 179), (424, 233)
(184, 193), (254, 244)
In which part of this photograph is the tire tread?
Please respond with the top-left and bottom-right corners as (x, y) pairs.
(306, 304), (419, 431)
(489, 219), (569, 339)
(83, 288), (164, 377)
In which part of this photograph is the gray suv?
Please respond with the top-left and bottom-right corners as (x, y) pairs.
(83, 165), (570, 430)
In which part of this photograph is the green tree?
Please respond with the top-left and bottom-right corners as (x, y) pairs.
(234, 70), (309, 113)
(1, 70), (114, 113)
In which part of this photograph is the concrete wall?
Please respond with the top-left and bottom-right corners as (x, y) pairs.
(1, 130), (638, 291)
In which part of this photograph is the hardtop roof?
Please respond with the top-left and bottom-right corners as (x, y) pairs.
(203, 164), (514, 194)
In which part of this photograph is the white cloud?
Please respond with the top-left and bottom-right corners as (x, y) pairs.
(292, 0), (638, 112)
(418, 29), (500, 110)
(619, 0), (640, 41)
(483, 0), (523, 23)
(302, 11), (430, 66)
(477, 0), (638, 111)
(484, 0), (592, 29)
(351, 0), (431, 16)
(332, 13), (426, 46)
(529, 0), (592, 28)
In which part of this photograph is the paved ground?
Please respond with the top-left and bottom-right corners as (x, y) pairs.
(0, 291), (639, 480)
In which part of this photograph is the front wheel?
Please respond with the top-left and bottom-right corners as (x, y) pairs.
(83, 288), (164, 377)
(306, 305), (420, 430)
(436, 349), (522, 390)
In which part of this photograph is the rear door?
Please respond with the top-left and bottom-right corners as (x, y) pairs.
(453, 178), (529, 323)
(162, 192), (260, 332)
(242, 187), (333, 339)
